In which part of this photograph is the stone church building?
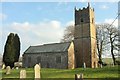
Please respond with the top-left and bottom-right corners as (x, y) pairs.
(23, 3), (98, 69)
(23, 42), (75, 69)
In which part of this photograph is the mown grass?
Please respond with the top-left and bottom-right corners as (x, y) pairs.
(0, 65), (119, 80)
(102, 57), (120, 64)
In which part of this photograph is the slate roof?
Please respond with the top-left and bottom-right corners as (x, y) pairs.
(24, 42), (71, 54)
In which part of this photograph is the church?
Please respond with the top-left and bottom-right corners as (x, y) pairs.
(22, 3), (98, 69)
(23, 42), (75, 69)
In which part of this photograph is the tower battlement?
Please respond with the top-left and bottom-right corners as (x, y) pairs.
(75, 3), (95, 26)
(75, 7), (94, 12)
(75, 3), (94, 13)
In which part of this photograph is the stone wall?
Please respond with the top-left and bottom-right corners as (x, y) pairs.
(68, 42), (75, 69)
(74, 5), (98, 68)
(23, 52), (68, 69)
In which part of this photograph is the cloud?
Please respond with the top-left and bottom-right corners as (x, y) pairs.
(11, 20), (64, 44)
(96, 18), (118, 27)
(78, 0), (87, 2)
(66, 21), (74, 26)
(99, 5), (109, 10)
(57, 2), (68, 6)
(104, 18), (118, 27)
(11, 22), (31, 32)
(2, 20), (70, 54)
(0, 13), (7, 20)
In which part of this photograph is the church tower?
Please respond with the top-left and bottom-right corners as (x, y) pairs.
(74, 3), (98, 68)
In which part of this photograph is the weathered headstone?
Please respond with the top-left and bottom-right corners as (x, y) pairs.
(2, 64), (5, 69)
(14, 62), (22, 68)
(34, 64), (41, 80)
(6, 66), (11, 74)
(75, 73), (83, 80)
(16, 67), (19, 69)
(83, 62), (86, 68)
(20, 70), (26, 79)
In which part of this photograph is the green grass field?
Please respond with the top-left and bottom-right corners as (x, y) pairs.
(0, 65), (119, 80)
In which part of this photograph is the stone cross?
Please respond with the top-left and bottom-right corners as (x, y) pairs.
(20, 70), (26, 79)
(34, 64), (41, 80)
(6, 66), (11, 74)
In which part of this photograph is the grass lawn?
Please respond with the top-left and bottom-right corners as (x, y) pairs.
(0, 65), (119, 80)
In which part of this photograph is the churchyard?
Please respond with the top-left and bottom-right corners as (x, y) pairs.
(1, 2), (120, 80)
(0, 65), (119, 80)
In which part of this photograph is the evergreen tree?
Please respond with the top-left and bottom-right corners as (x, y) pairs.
(3, 33), (20, 68)
(14, 34), (20, 62)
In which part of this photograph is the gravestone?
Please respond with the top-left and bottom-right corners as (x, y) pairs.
(83, 62), (86, 68)
(75, 73), (83, 80)
(20, 70), (26, 79)
(16, 67), (19, 69)
(6, 66), (11, 74)
(2, 64), (5, 69)
(14, 62), (22, 68)
(34, 64), (41, 80)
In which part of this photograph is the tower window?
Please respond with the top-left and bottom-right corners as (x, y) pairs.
(81, 18), (83, 22)
(92, 18), (94, 23)
(94, 62), (96, 68)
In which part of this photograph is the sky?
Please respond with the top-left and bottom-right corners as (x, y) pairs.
(0, 1), (119, 57)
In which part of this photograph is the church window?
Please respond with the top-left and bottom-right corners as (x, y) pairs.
(37, 56), (41, 64)
(28, 56), (31, 67)
(47, 63), (49, 68)
(56, 56), (61, 63)
(28, 56), (31, 63)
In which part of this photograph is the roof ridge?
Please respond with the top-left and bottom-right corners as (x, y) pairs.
(24, 42), (72, 54)
(34, 42), (71, 47)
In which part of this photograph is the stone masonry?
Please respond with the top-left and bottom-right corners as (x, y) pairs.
(74, 3), (98, 68)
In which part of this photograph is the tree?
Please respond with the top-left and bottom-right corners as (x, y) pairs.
(61, 24), (119, 65)
(105, 24), (119, 65)
(14, 34), (20, 62)
(3, 33), (20, 68)
(61, 25), (74, 42)
(96, 24), (119, 65)
(96, 24), (108, 64)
